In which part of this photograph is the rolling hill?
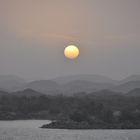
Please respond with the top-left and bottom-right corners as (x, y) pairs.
(53, 74), (117, 85)
(0, 75), (26, 91)
(127, 88), (140, 96)
(111, 81), (140, 93)
(12, 89), (44, 97)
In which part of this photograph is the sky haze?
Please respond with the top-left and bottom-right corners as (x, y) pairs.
(0, 0), (140, 80)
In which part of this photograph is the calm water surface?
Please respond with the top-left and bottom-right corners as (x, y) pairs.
(0, 120), (140, 140)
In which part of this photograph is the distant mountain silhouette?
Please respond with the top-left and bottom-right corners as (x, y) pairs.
(0, 87), (140, 98)
(12, 89), (43, 97)
(89, 89), (122, 97)
(126, 88), (140, 96)
(23, 79), (115, 95)
(53, 74), (117, 85)
(0, 75), (26, 91)
(1, 74), (140, 95)
(0, 90), (9, 96)
(119, 75), (140, 84)
(24, 80), (62, 95)
(111, 81), (140, 93)
(64, 80), (114, 94)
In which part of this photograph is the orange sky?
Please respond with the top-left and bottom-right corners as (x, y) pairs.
(0, 0), (140, 80)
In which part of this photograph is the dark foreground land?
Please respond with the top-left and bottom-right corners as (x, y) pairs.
(1, 90), (140, 129)
(41, 120), (140, 129)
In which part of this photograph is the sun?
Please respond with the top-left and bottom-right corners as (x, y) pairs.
(64, 45), (80, 59)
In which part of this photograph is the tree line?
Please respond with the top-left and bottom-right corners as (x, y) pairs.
(0, 93), (140, 128)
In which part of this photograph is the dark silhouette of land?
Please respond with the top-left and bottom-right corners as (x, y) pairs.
(1, 74), (140, 129)
(1, 74), (140, 95)
(0, 88), (140, 128)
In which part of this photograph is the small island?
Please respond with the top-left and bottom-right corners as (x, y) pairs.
(41, 120), (112, 129)
(41, 118), (140, 129)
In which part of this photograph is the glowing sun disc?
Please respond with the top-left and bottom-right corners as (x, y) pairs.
(64, 45), (79, 59)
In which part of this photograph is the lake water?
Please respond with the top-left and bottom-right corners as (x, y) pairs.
(0, 120), (140, 140)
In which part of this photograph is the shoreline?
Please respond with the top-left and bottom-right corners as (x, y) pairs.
(40, 120), (140, 130)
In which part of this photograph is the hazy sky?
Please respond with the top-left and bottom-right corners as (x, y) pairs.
(0, 0), (140, 80)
